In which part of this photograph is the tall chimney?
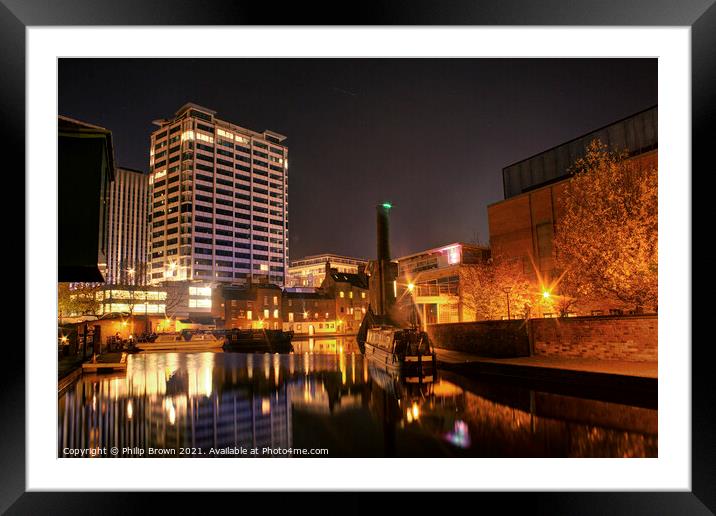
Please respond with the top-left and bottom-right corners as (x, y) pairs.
(369, 202), (398, 317)
(376, 203), (391, 262)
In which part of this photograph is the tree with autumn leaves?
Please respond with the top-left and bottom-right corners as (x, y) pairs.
(460, 256), (533, 321)
(554, 140), (658, 312)
(57, 283), (102, 323)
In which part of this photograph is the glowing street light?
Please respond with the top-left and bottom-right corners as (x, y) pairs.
(407, 282), (415, 293)
(503, 286), (513, 320)
(542, 290), (551, 300)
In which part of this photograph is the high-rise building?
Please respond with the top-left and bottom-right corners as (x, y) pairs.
(105, 167), (149, 285)
(148, 103), (289, 287)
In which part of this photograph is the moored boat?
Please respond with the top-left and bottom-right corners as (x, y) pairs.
(221, 329), (293, 353)
(363, 325), (436, 383)
(136, 331), (225, 352)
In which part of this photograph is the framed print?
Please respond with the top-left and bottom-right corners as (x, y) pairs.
(4, 0), (712, 513)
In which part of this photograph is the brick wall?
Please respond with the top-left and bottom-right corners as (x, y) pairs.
(427, 320), (530, 357)
(530, 314), (657, 361)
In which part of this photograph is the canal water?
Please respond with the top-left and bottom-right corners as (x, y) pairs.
(58, 337), (657, 458)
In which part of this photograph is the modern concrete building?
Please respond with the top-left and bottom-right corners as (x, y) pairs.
(105, 167), (149, 285)
(488, 106), (658, 296)
(147, 103), (289, 287)
(396, 242), (491, 324)
(286, 253), (369, 288)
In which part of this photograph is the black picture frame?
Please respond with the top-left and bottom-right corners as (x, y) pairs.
(4, 0), (710, 513)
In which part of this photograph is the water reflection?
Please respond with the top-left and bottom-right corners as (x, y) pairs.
(58, 338), (657, 458)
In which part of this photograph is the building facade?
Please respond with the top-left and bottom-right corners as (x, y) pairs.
(488, 106), (658, 314)
(213, 284), (286, 331)
(148, 103), (289, 287)
(319, 264), (370, 334)
(212, 263), (370, 336)
(95, 284), (167, 316)
(396, 242), (491, 325)
(105, 167), (149, 285)
(286, 254), (369, 287)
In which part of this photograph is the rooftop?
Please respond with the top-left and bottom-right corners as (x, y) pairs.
(328, 272), (368, 289)
(397, 242), (489, 262)
(290, 253), (369, 267)
(152, 103), (288, 143)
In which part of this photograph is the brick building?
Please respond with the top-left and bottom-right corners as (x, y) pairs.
(212, 284), (284, 330)
(320, 263), (370, 334)
(212, 262), (370, 335)
(487, 106), (658, 315)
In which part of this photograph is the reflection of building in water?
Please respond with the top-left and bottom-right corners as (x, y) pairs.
(59, 352), (657, 458)
(59, 353), (293, 456)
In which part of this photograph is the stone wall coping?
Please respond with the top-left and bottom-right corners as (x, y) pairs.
(531, 314), (657, 323)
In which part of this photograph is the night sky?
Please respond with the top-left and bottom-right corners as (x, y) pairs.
(58, 58), (656, 261)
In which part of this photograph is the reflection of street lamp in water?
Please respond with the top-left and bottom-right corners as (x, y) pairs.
(503, 286), (513, 320)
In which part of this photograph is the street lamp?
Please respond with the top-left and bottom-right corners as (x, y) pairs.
(503, 286), (513, 320)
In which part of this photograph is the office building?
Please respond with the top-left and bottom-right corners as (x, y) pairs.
(105, 167), (149, 285)
(147, 103), (289, 287)
(286, 253), (369, 287)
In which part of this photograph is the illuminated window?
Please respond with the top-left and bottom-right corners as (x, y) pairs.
(288, 312), (294, 322)
(217, 128), (234, 140)
(188, 299), (211, 308)
(273, 296), (278, 305)
(247, 310), (252, 320)
(273, 309), (279, 318)
(361, 292), (366, 299)
(196, 132), (214, 144)
(264, 309), (269, 319)
(339, 291), (345, 298)
(349, 292), (353, 299)
(189, 286), (211, 297)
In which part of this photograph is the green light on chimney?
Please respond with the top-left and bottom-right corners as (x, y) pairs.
(382, 202), (392, 209)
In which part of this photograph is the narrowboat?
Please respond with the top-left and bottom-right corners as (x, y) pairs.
(222, 328), (293, 353)
(363, 325), (436, 383)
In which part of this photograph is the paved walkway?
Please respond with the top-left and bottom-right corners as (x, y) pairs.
(435, 348), (657, 379)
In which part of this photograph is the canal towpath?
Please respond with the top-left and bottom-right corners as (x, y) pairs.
(434, 348), (657, 398)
